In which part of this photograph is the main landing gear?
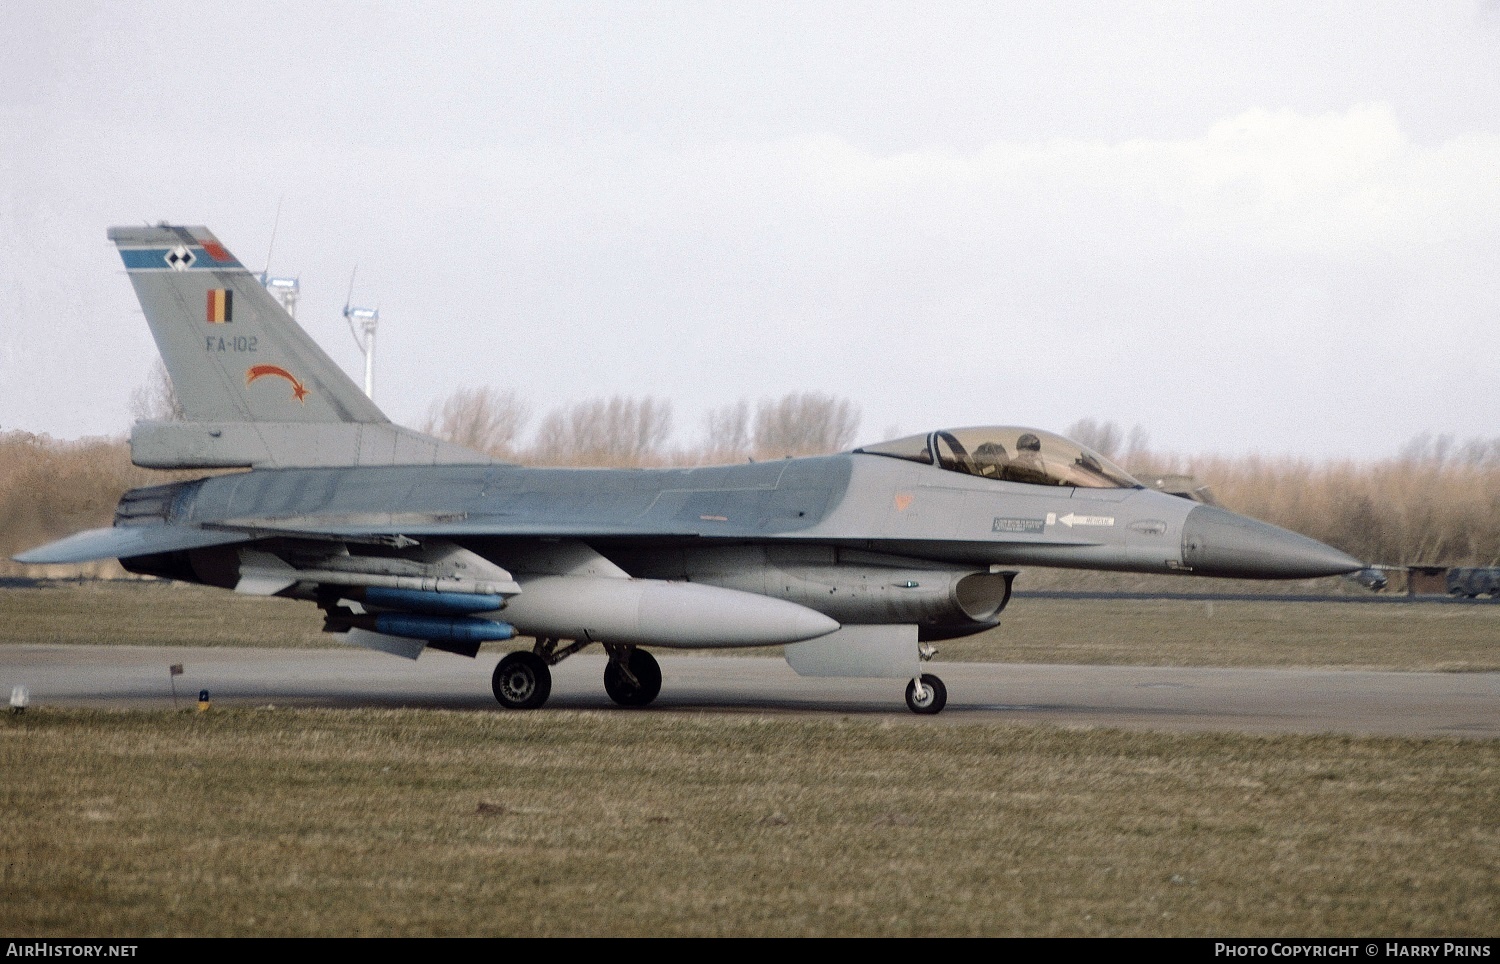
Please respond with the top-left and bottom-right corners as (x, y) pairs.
(602, 644), (662, 708)
(492, 651), (551, 709)
(490, 638), (662, 710)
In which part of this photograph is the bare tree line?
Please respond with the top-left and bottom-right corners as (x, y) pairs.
(420, 388), (861, 467)
(1069, 417), (1500, 472)
(1066, 418), (1500, 569)
(128, 359), (184, 423)
(129, 361), (863, 467)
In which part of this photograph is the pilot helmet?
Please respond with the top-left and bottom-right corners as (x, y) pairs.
(1016, 433), (1041, 452)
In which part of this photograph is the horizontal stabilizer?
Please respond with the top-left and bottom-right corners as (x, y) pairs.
(13, 526), (251, 565)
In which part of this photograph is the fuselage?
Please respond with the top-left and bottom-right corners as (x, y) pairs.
(121, 448), (1359, 582)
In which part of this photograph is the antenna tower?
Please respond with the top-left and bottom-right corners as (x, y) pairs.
(258, 199), (300, 317)
(342, 267), (379, 400)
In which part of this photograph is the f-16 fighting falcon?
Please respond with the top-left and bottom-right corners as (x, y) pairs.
(16, 225), (1364, 714)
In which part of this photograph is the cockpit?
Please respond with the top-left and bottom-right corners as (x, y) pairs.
(853, 426), (1142, 489)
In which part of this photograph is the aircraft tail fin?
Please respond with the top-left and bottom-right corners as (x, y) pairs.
(111, 224), (489, 469)
(111, 224), (384, 425)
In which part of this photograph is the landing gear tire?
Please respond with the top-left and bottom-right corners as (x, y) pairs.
(604, 648), (662, 708)
(493, 651), (552, 710)
(905, 674), (947, 715)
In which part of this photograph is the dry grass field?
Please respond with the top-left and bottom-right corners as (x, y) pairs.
(1, 707), (1495, 937)
(963, 595), (1500, 673)
(0, 580), (1496, 936)
(1, 581), (331, 650)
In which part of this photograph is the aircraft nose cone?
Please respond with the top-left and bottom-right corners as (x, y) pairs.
(1181, 505), (1364, 579)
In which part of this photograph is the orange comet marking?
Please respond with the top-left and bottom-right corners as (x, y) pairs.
(894, 493), (914, 512)
(246, 364), (310, 403)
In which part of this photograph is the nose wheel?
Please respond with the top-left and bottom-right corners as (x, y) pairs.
(905, 673), (947, 714)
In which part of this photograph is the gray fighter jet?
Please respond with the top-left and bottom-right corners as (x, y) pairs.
(16, 225), (1364, 714)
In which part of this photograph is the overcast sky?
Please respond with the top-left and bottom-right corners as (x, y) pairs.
(3, 1), (1498, 459)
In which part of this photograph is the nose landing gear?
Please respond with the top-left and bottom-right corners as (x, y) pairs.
(905, 673), (947, 715)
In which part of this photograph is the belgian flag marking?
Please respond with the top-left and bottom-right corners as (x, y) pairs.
(206, 288), (233, 323)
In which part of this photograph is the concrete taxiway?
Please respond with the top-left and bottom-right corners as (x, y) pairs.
(2, 644), (1494, 739)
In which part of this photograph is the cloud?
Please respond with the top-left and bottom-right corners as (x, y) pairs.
(1161, 104), (1500, 252)
(468, 103), (1500, 260)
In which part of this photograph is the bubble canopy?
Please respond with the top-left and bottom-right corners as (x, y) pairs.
(853, 427), (1142, 489)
